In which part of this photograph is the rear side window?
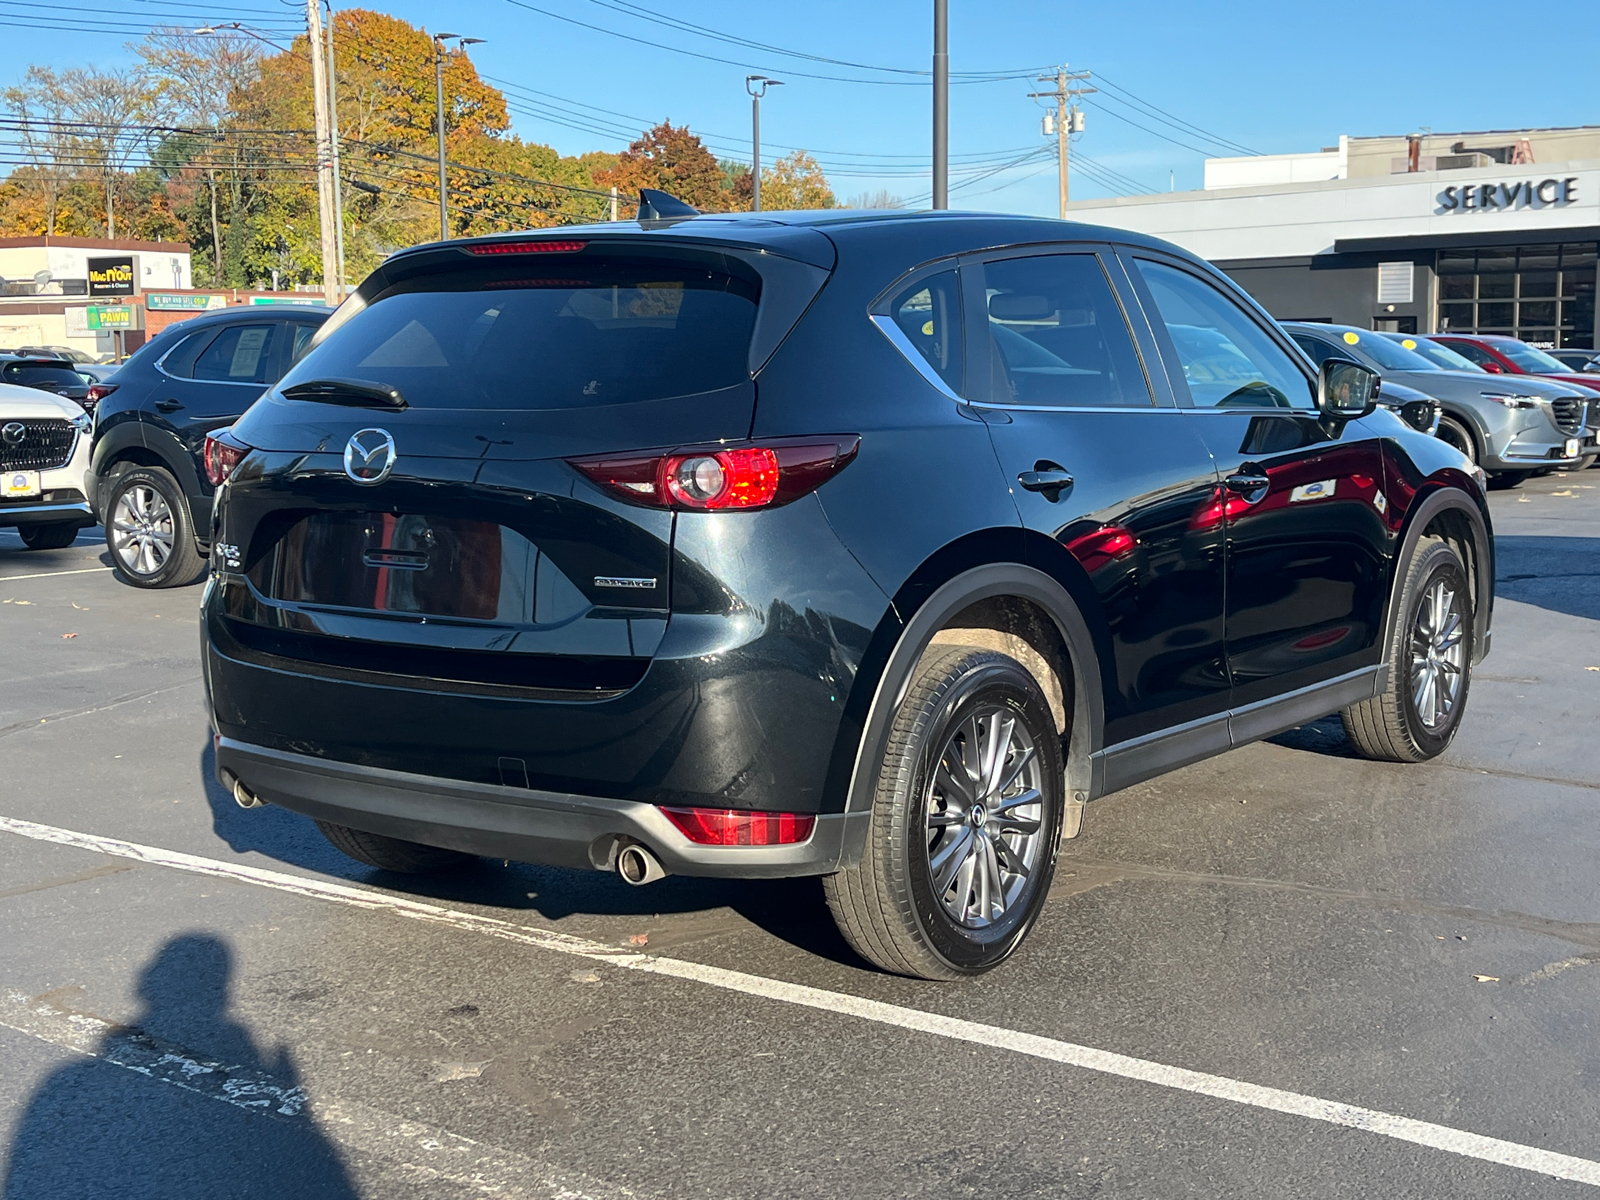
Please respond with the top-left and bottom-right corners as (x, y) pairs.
(192, 324), (278, 383)
(888, 271), (964, 392)
(284, 257), (760, 410)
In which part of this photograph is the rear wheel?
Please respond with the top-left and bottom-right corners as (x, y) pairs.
(105, 465), (205, 588)
(19, 521), (80, 550)
(1435, 414), (1477, 465)
(824, 645), (1064, 980)
(314, 820), (475, 874)
(1342, 539), (1472, 762)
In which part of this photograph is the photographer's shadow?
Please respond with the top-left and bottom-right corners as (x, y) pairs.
(2, 935), (359, 1200)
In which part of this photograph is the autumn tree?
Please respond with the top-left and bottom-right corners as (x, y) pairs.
(597, 122), (728, 212)
(759, 152), (835, 211)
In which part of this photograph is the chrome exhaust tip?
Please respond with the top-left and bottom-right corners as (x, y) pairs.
(616, 842), (666, 886)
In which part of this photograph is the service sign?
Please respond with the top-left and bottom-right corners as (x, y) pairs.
(87, 256), (136, 297)
(1439, 177), (1578, 213)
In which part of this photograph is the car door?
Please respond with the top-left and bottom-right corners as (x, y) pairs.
(957, 248), (1229, 761)
(151, 319), (286, 524)
(1121, 253), (1391, 713)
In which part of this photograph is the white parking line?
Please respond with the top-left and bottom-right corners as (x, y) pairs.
(3, 813), (1598, 1187)
(0, 566), (113, 582)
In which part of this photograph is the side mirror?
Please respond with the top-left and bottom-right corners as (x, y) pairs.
(1481, 361), (1504, 373)
(1318, 358), (1380, 418)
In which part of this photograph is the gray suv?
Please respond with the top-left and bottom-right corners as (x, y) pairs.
(1284, 323), (1588, 486)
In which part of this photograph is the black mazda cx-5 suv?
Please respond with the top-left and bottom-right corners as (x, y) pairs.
(205, 209), (1494, 979)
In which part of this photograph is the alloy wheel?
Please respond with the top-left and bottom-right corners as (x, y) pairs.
(923, 706), (1046, 929)
(112, 484), (176, 577)
(1409, 578), (1465, 730)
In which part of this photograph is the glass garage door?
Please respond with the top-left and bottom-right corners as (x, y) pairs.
(1436, 243), (1597, 349)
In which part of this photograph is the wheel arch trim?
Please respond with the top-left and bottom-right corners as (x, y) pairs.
(840, 562), (1104, 846)
(1384, 482), (1494, 665)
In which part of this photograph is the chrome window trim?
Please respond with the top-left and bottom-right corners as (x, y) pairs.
(966, 401), (1187, 415)
(869, 312), (965, 404)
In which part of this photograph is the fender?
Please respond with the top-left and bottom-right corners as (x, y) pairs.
(1437, 402), (1488, 461)
(836, 560), (1105, 864)
(85, 417), (150, 520)
(1383, 481), (1494, 664)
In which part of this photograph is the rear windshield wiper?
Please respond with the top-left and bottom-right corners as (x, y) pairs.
(281, 377), (407, 410)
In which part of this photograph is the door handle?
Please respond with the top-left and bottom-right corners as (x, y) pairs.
(1224, 468), (1270, 504)
(155, 399), (183, 413)
(1018, 463), (1074, 502)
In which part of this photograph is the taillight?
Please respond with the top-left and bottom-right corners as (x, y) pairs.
(570, 437), (859, 510)
(660, 806), (816, 846)
(203, 430), (250, 486)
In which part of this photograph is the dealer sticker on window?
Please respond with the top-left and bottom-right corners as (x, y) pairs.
(3, 470), (40, 499)
(1289, 479), (1336, 503)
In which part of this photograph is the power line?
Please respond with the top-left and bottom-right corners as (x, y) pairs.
(1089, 72), (1258, 157)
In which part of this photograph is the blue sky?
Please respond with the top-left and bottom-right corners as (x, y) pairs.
(16, 0), (1600, 214)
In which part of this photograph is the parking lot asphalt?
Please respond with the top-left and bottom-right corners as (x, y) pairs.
(2, 470), (1599, 1199)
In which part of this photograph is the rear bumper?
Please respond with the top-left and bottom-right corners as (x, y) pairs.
(0, 499), (94, 529)
(217, 737), (867, 878)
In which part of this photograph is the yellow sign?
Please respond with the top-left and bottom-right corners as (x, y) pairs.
(1402, 339), (1418, 350)
(1343, 331), (1360, 344)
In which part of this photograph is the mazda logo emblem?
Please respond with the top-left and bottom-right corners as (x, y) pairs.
(343, 428), (396, 485)
(1, 422), (23, 447)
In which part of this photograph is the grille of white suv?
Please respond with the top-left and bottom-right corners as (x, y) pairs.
(0, 419), (75, 471)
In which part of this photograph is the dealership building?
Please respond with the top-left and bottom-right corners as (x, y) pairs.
(1069, 126), (1600, 349)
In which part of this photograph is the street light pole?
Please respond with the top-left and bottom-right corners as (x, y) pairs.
(434, 33), (454, 241)
(744, 76), (782, 212)
(932, 0), (947, 210)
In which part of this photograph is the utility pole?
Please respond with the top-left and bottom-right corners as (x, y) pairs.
(1029, 66), (1093, 218)
(932, 0), (947, 209)
(324, 0), (345, 294)
(745, 76), (782, 211)
(305, 0), (338, 302)
(432, 33), (482, 241)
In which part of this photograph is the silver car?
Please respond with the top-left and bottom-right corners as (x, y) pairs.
(1283, 323), (1589, 485)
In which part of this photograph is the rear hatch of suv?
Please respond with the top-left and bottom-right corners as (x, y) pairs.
(209, 230), (832, 785)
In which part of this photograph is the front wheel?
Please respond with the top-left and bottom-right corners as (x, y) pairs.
(1342, 539), (1473, 762)
(104, 465), (205, 588)
(1435, 414), (1478, 465)
(824, 645), (1065, 980)
(19, 521), (81, 550)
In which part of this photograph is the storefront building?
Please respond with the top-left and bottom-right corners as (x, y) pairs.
(1068, 126), (1600, 349)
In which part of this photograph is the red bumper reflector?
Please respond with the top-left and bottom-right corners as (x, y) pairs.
(660, 806), (816, 846)
(466, 239), (587, 255)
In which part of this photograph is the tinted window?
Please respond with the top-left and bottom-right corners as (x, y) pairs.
(1442, 339), (1499, 369)
(1498, 341), (1569, 373)
(888, 270), (963, 392)
(1290, 334), (1342, 366)
(1136, 260), (1313, 408)
(191, 324), (278, 383)
(284, 258), (759, 410)
(981, 255), (1150, 407)
(289, 323), (318, 366)
(3, 363), (83, 388)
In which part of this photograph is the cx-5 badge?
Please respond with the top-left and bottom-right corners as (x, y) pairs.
(344, 428), (396, 485)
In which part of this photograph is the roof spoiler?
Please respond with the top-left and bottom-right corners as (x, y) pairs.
(637, 188), (701, 220)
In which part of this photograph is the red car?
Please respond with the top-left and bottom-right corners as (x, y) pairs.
(1431, 333), (1600, 396)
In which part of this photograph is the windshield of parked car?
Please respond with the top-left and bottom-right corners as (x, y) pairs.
(284, 256), (760, 410)
(1385, 335), (1482, 372)
(1497, 340), (1571, 373)
(1322, 329), (1438, 372)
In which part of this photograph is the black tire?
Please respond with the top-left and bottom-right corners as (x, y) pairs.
(1435, 414), (1478, 465)
(314, 819), (475, 874)
(19, 521), (81, 550)
(1486, 470), (1530, 490)
(824, 645), (1065, 980)
(104, 464), (205, 589)
(1342, 540), (1472, 763)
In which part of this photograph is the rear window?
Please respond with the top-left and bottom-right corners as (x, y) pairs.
(3, 363), (83, 387)
(282, 257), (760, 410)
